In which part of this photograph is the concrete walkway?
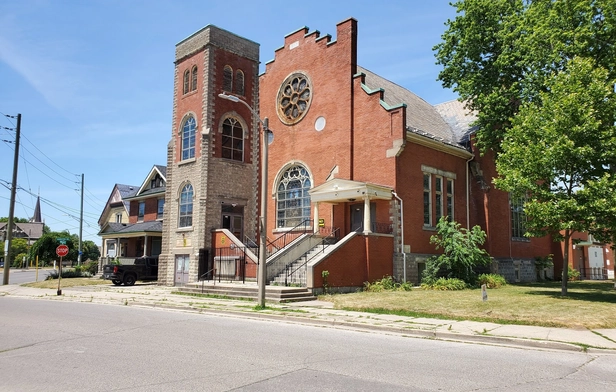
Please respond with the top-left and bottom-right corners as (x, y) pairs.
(1, 282), (615, 354)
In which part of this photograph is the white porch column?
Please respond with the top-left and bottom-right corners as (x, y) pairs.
(313, 202), (319, 234)
(143, 234), (148, 257)
(363, 197), (372, 234)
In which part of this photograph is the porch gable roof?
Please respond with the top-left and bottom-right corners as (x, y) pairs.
(309, 178), (392, 203)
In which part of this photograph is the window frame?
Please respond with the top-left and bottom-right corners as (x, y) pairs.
(181, 116), (196, 160)
(223, 65), (233, 92)
(157, 199), (165, 220)
(510, 194), (527, 239)
(221, 117), (244, 162)
(446, 178), (454, 221)
(191, 65), (198, 92)
(179, 184), (193, 228)
(183, 70), (190, 95)
(276, 164), (312, 229)
(138, 201), (145, 222)
(234, 69), (244, 96)
(423, 173), (432, 226)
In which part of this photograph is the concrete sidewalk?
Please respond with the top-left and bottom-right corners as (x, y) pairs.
(1, 282), (615, 353)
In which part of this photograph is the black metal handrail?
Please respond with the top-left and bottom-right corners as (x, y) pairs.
(266, 219), (313, 258)
(284, 227), (340, 286)
(208, 245), (258, 284)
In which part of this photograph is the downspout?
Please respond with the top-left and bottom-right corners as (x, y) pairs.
(466, 156), (473, 230)
(392, 191), (406, 283)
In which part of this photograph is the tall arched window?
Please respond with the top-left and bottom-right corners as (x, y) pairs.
(234, 70), (244, 96)
(223, 65), (233, 92)
(276, 165), (312, 228)
(221, 118), (244, 162)
(179, 184), (193, 228)
(181, 116), (196, 160)
(191, 66), (198, 92)
(183, 70), (190, 94)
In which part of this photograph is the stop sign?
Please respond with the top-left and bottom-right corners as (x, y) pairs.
(56, 245), (69, 257)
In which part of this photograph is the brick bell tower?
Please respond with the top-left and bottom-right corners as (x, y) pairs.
(159, 26), (260, 286)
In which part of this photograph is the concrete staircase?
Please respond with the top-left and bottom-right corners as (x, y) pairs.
(175, 282), (316, 303)
(269, 244), (325, 287)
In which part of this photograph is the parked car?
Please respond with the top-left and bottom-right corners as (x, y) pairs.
(102, 256), (158, 286)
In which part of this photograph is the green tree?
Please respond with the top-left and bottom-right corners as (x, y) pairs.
(423, 217), (491, 285)
(28, 231), (75, 266)
(81, 240), (100, 262)
(0, 237), (29, 267)
(434, 0), (616, 153)
(0, 217), (30, 223)
(494, 57), (616, 295)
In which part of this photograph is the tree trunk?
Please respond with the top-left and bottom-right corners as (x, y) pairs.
(561, 230), (570, 296)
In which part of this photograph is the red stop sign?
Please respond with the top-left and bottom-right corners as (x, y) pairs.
(56, 245), (69, 257)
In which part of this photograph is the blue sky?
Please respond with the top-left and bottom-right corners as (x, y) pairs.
(0, 0), (459, 244)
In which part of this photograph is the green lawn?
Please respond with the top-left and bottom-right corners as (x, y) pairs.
(321, 280), (616, 329)
(23, 277), (109, 289)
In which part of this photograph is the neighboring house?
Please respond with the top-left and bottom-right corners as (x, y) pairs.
(0, 195), (44, 246)
(158, 18), (610, 289)
(98, 165), (166, 264)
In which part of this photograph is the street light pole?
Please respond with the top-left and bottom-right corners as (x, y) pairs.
(218, 93), (269, 307)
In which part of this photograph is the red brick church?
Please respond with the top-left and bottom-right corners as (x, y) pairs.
(157, 18), (612, 290)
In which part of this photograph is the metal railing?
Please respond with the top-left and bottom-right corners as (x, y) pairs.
(284, 227), (340, 286)
(578, 267), (609, 280)
(353, 221), (393, 234)
(266, 219), (313, 257)
(201, 245), (257, 284)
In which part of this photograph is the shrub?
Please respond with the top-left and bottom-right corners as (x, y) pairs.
(364, 276), (412, 292)
(421, 278), (467, 291)
(46, 268), (89, 280)
(477, 273), (507, 289)
(83, 261), (98, 275)
(567, 265), (580, 281)
(422, 217), (491, 285)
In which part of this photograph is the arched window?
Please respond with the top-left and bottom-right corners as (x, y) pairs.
(191, 66), (198, 92)
(183, 70), (190, 94)
(223, 65), (233, 92)
(234, 69), (244, 96)
(221, 118), (243, 162)
(181, 116), (196, 160)
(179, 184), (193, 228)
(276, 165), (312, 228)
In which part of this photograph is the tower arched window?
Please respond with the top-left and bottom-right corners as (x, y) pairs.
(234, 70), (244, 96)
(222, 118), (244, 162)
(181, 115), (196, 160)
(191, 65), (198, 92)
(183, 70), (190, 94)
(223, 65), (233, 92)
(276, 165), (312, 228)
(179, 183), (193, 228)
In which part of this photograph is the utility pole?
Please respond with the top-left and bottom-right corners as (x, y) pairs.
(3, 113), (21, 285)
(78, 173), (83, 265)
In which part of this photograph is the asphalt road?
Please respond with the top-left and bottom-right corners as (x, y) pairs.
(0, 268), (50, 285)
(1, 298), (614, 391)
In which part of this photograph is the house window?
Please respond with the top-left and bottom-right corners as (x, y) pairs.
(446, 178), (454, 221)
(423, 173), (431, 226)
(183, 70), (190, 94)
(181, 116), (196, 160)
(157, 199), (165, 219)
(179, 184), (193, 228)
(234, 70), (244, 96)
(191, 66), (198, 92)
(511, 194), (527, 239)
(138, 201), (145, 221)
(115, 213), (122, 223)
(276, 165), (311, 228)
(223, 65), (233, 92)
(221, 118), (243, 161)
(435, 176), (443, 223)
(150, 174), (163, 189)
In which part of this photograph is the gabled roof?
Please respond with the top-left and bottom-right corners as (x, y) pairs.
(127, 165), (167, 201)
(0, 222), (44, 240)
(97, 184), (138, 226)
(434, 99), (478, 144)
(98, 220), (163, 236)
(358, 66), (457, 144)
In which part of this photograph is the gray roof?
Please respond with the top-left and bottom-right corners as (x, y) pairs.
(154, 165), (167, 178)
(99, 221), (163, 236)
(0, 222), (44, 239)
(434, 100), (478, 144)
(358, 66), (458, 144)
